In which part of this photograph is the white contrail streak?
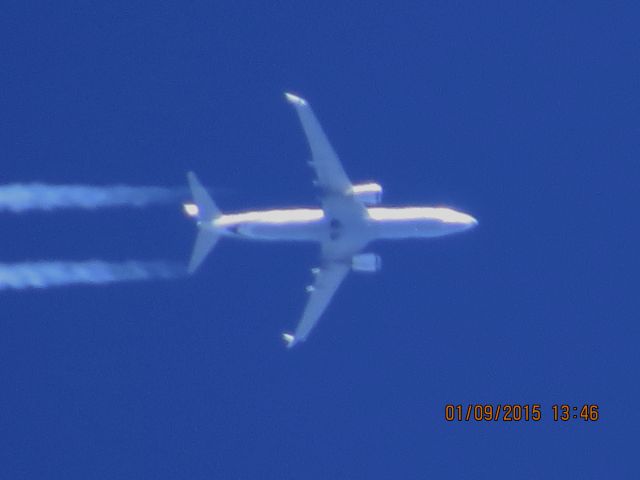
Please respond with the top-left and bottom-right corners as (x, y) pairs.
(0, 260), (185, 290)
(0, 184), (183, 212)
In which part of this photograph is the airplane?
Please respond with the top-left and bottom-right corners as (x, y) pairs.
(184, 92), (478, 348)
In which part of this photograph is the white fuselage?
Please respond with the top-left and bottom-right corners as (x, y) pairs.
(210, 206), (477, 243)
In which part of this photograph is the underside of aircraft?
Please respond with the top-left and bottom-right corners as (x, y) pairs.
(184, 93), (477, 348)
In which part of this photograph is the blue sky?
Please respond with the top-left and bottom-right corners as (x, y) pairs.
(1, 1), (638, 478)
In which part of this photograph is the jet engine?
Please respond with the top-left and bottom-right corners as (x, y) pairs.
(351, 182), (383, 205)
(351, 253), (382, 273)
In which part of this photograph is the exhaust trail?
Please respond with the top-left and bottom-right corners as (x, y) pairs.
(0, 184), (184, 212)
(0, 260), (186, 290)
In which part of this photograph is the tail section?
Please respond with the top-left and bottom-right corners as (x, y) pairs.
(187, 171), (221, 220)
(185, 172), (222, 274)
(188, 226), (220, 274)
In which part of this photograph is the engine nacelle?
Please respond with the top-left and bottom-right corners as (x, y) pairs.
(351, 253), (382, 273)
(351, 182), (383, 205)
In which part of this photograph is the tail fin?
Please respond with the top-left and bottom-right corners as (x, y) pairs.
(185, 172), (222, 274)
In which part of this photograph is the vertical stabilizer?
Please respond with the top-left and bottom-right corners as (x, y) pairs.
(186, 172), (222, 274)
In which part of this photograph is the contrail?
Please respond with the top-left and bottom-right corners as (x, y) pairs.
(0, 260), (186, 290)
(0, 184), (184, 212)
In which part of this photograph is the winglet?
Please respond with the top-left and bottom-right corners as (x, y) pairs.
(284, 92), (307, 106)
(282, 332), (296, 348)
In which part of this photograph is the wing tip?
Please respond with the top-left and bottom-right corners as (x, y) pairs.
(284, 92), (307, 106)
(282, 332), (296, 348)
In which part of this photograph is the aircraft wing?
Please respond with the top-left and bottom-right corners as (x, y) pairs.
(285, 92), (367, 223)
(284, 260), (351, 348)
(283, 235), (368, 348)
(283, 92), (371, 348)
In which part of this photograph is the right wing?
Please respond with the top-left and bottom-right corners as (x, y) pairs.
(285, 93), (367, 224)
(283, 261), (350, 349)
(285, 93), (352, 193)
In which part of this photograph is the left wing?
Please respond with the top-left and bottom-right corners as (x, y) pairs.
(283, 234), (368, 348)
(283, 261), (350, 349)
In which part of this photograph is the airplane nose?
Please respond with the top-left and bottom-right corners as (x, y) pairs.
(439, 209), (478, 230)
(461, 214), (478, 229)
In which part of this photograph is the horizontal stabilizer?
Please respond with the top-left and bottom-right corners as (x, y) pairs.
(188, 228), (220, 274)
(187, 171), (220, 221)
(186, 172), (222, 274)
